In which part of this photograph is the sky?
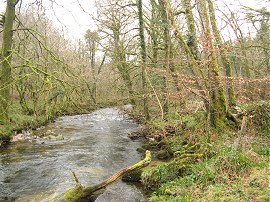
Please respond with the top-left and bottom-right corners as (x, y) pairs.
(0, 0), (269, 41)
(0, 0), (97, 40)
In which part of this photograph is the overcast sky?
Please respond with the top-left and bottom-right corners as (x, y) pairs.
(0, 0), (97, 40)
(0, 0), (269, 41)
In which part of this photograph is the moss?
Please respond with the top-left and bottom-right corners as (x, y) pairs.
(50, 187), (102, 202)
(0, 125), (13, 141)
(156, 149), (171, 160)
(166, 135), (188, 153)
(141, 141), (165, 150)
(141, 147), (203, 190)
(57, 187), (85, 202)
(142, 160), (186, 190)
(136, 147), (146, 153)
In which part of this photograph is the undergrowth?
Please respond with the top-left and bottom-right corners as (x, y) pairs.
(0, 100), (97, 143)
(148, 143), (269, 202)
(138, 101), (269, 202)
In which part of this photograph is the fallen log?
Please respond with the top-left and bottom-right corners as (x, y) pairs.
(50, 150), (151, 202)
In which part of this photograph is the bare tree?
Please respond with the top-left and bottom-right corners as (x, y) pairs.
(95, 0), (136, 106)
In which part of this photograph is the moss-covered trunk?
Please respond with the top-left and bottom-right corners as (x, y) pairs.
(158, 0), (171, 116)
(207, 0), (236, 106)
(183, 0), (209, 109)
(113, 30), (136, 106)
(150, 0), (158, 68)
(137, 0), (150, 120)
(90, 39), (97, 104)
(199, 0), (228, 128)
(162, 0), (208, 107)
(0, 0), (17, 124)
(183, 0), (201, 61)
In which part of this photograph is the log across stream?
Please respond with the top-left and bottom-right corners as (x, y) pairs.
(0, 108), (147, 202)
(51, 150), (151, 202)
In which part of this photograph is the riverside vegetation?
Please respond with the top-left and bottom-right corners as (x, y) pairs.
(127, 100), (269, 201)
(0, 0), (269, 201)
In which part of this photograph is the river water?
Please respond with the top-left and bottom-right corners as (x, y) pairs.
(0, 108), (145, 202)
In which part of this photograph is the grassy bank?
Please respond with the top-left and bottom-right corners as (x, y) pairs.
(130, 100), (269, 201)
(147, 140), (269, 201)
(0, 99), (120, 145)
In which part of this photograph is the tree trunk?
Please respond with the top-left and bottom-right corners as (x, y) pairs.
(198, 0), (228, 128)
(158, 0), (170, 117)
(183, 0), (201, 61)
(113, 30), (136, 106)
(183, 0), (208, 109)
(163, 0), (231, 128)
(90, 40), (97, 104)
(0, 0), (18, 124)
(162, 0), (208, 105)
(150, 0), (158, 68)
(207, 0), (236, 106)
(137, 0), (150, 121)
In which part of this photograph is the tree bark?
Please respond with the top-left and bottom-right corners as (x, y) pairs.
(162, 0), (208, 103)
(158, 0), (170, 117)
(113, 30), (136, 106)
(207, 0), (236, 106)
(198, 0), (228, 128)
(0, 0), (18, 124)
(183, 0), (201, 61)
(137, 0), (150, 121)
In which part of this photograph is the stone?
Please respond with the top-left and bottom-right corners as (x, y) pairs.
(56, 135), (64, 140)
(11, 133), (24, 142)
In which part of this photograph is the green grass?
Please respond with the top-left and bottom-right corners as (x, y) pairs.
(148, 142), (269, 202)
(181, 112), (206, 131)
(252, 143), (269, 156)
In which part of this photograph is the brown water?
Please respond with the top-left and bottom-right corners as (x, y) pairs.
(0, 108), (145, 202)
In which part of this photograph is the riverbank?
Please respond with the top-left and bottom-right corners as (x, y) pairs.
(126, 100), (269, 201)
(0, 100), (119, 148)
(1, 100), (268, 201)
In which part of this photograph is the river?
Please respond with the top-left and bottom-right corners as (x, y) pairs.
(0, 108), (145, 202)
